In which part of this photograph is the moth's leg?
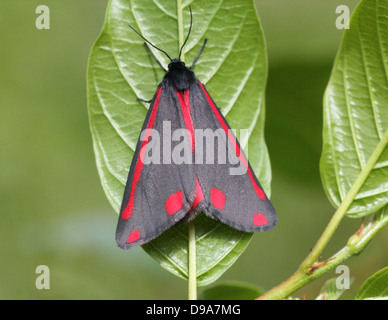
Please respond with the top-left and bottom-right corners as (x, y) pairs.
(137, 97), (152, 103)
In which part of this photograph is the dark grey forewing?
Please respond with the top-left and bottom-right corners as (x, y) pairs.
(116, 84), (196, 249)
(189, 81), (277, 233)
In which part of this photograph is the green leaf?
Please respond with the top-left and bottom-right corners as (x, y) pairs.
(87, 0), (269, 286)
(198, 280), (265, 300)
(320, 0), (388, 217)
(315, 278), (353, 300)
(356, 267), (388, 300)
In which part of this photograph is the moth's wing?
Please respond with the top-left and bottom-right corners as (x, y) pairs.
(189, 81), (277, 232)
(116, 86), (196, 249)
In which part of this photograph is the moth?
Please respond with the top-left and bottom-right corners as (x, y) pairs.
(116, 8), (277, 249)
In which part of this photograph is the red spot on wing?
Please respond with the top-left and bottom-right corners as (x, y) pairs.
(252, 184), (266, 201)
(127, 230), (140, 243)
(253, 213), (268, 226)
(210, 188), (226, 210)
(199, 82), (266, 201)
(121, 87), (162, 220)
(165, 191), (184, 215)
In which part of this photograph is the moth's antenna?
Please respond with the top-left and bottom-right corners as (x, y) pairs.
(127, 24), (173, 62)
(178, 6), (193, 60)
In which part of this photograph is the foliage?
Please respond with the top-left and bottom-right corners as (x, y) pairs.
(87, 0), (388, 299)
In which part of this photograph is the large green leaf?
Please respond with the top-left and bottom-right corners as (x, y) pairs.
(356, 267), (388, 300)
(87, 0), (269, 286)
(321, 0), (388, 217)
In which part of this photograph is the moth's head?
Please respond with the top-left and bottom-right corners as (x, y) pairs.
(168, 59), (186, 70)
(164, 59), (195, 91)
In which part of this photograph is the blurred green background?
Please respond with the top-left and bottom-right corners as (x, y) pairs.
(1, 0), (386, 299)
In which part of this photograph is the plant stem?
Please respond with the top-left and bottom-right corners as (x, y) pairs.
(258, 128), (388, 300)
(188, 220), (197, 300)
(258, 207), (388, 300)
(301, 127), (388, 270)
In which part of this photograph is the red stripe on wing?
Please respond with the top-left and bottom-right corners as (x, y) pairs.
(121, 87), (163, 220)
(176, 89), (195, 152)
(189, 178), (205, 212)
(198, 82), (266, 201)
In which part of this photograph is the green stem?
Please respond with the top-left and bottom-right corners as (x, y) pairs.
(258, 128), (388, 300)
(259, 208), (388, 300)
(188, 221), (197, 300)
(301, 127), (388, 270)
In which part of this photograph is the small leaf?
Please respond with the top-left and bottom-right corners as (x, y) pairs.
(356, 267), (388, 300)
(199, 280), (265, 300)
(315, 278), (353, 300)
(320, 0), (388, 217)
(87, 0), (269, 285)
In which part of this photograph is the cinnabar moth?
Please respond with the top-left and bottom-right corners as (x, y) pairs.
(116, 8), (277, 249)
